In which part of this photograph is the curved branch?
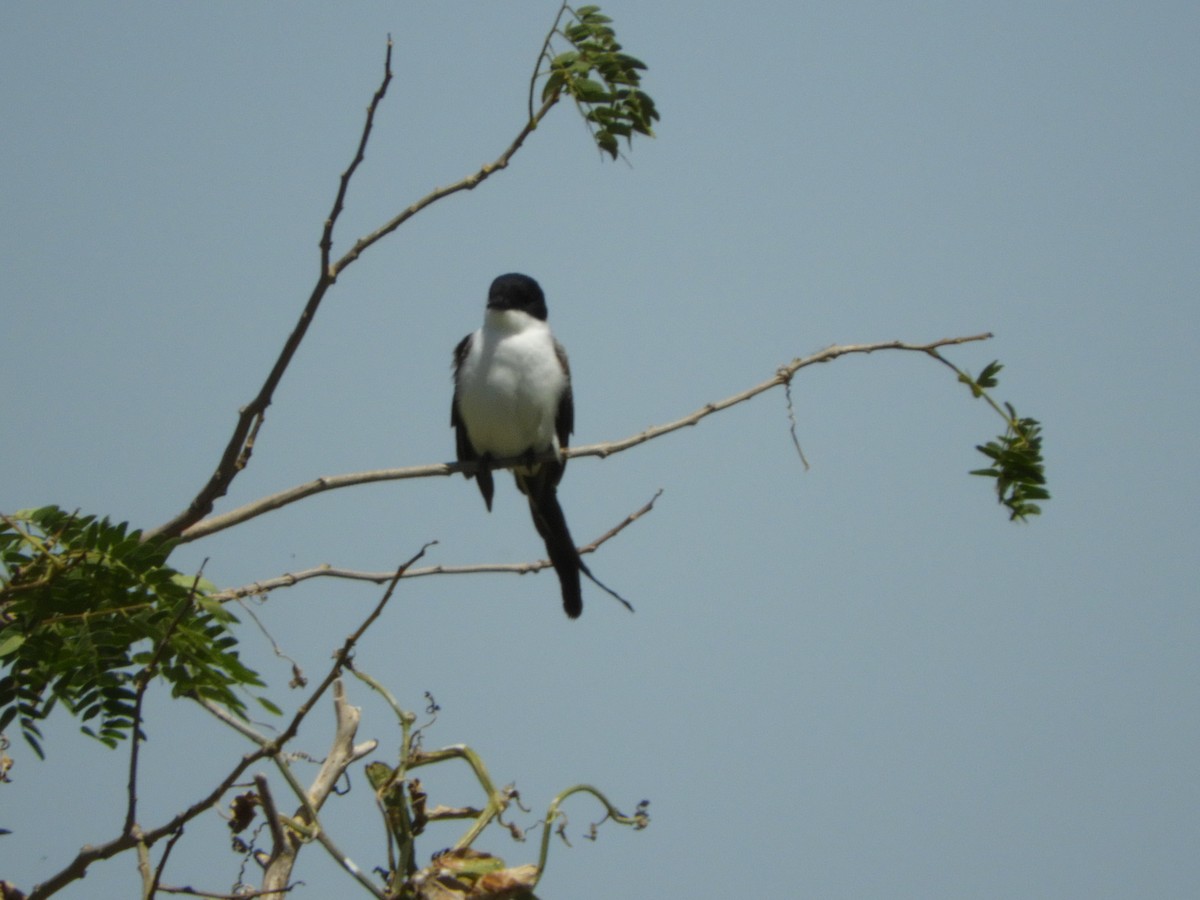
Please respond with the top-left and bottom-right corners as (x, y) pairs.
(332, 93), (561, 278)
(178, 334), (992, 542)
(533, 784), (649, 888)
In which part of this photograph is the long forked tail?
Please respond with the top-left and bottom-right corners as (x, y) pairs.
(521, 473), (634, 619)
(525, 480), (584, 618)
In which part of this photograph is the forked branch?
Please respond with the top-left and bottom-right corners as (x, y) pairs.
(143, 42), (397, 544)
(146, 38), (565, 545)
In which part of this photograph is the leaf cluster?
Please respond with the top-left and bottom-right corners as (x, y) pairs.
(540, 4), (659, 159)
(959, 362), (1050, 520)
(0, 506), (267, 756)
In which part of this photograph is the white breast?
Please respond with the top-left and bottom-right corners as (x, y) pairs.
(456, 311), (567, 459)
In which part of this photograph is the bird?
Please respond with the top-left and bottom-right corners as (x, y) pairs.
(450, 273), (596, 618)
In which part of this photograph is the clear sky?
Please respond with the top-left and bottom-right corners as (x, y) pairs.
(3, 2), (1198, 897)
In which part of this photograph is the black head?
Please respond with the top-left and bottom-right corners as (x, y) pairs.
(487, 273), (547, 321)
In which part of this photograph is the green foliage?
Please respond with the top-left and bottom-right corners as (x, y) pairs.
(539, 4), (659, 159)
(957, 361), (1050, 520)
(972, 409), (1049, 521)
(0, 506), (267, 756)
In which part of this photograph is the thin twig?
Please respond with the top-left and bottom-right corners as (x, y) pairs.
(327, 91), (561, 279)
(180, 334), (992, 542)
(265, 544), (430, 759)
(528, 2), (570, 118)
(194, 697), (273, 744)
(578, 488), (661, 555)
(143, 42), (396, 544)
(532, 784), (649, 889)
(125, 566), (209, 836)
(782, 377), (810, 470)
(237, 600), (307, 688)
(322, 37), (394, 279)
(149, 825), (186, 900)
(154, 885), (301, 899)
(211, 492), (661, 602)
(29, 749), (272, 899)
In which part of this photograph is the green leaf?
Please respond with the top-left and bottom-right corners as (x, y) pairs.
(22, 729), (45, 760)
(571, 77), (611, 103)
(542, 70), (566, 103)
(0, 632), (25, 657)
(538, 3), (659, 160)
(596, 129), (619, 159)
(977, 360), (1003, 388)
(257, 696), (283, 716)
(0, 504), (264, 752)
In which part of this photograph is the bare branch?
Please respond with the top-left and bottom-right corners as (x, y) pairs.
(179, 334), (992, 542)
(211, 491), (661, 602)
(145, 43), (563, 545)
(261, 681), (379, 899)
(148, 825), (186, 900)
(582, 334), (992, 458)
(327, 91), (560, 278)
(322, 38), (394, 278)
(143, 42), (396, 544)
(155, 885), (302, 899)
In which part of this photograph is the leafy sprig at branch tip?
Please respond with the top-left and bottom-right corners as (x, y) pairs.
(536, 3), (660, 159)
(945, 357), (1050, 520)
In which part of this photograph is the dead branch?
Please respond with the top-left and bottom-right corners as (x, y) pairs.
(261, 681), (379, 899)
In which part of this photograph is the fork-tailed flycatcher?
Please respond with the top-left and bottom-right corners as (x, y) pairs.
(451, 273), (596, 618)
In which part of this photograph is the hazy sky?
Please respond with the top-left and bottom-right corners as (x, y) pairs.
(3, 2), (1198, 898)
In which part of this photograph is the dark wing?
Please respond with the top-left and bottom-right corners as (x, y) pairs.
(452, 333), (494, 510)
(451, 334), (476, 463)
(554, 339), (574, 451)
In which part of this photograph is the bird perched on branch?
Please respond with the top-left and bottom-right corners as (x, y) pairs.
(452, 273), (626, 618)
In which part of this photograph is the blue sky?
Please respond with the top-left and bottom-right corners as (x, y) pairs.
(3, 2), (1198, 897)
